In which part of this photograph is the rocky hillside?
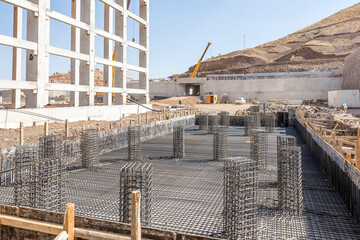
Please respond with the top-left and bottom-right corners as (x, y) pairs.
(180, 3), (360, 77)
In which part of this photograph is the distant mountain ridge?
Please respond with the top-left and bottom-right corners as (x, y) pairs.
(180, 3), (360, 77)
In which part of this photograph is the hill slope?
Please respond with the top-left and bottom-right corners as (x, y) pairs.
(180, 3), (360, 77)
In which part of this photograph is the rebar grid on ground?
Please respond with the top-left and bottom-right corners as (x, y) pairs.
(199, 114), (209, 130)
(277, 146), (303, 216)
(218, 111), (230, 127)
(208, 115), (220, 134)
(128, 126), (142, 162)
(250, 129), (268, 171)
(245, 115), (256, 136)
(264, 114), (276, 133)
(81, 129), (99, 168)
(119, 162), (153, 226)
(213, 126), (228, 161)
(173, 125), (185, 160)
(224, 157), (258, 240)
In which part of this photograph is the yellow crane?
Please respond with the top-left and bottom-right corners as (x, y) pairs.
(190, 42), (212, 78)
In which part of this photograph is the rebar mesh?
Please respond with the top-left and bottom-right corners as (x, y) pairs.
(218, 111), (230, 127)
(81, 129), (99, 168)
(253, 112), (261, 128)
(277, 146), (303, 216)
(208, 115), (220, 134)
(128, 126), (142, 162)
(245, 115), (256, 136)
(199, 114), (209, 130)
(173, 125), (185, 160)
(250, 129), (268, 171)
(224, 157), (258, 240)
(213, 126), (228, 161)
(264, 114), (276, 133)
(119, 162), (153, 226)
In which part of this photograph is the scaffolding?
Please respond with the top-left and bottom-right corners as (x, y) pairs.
(119, 162), (153, 226)
(224, 157), (258, 240)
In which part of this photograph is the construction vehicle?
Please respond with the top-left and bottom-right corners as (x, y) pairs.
(205, 92), (219, 104)
(191, 42), (212, 78)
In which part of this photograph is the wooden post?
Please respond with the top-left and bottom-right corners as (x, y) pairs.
(65, 119), (69, 138)
(163, 109), (165, 120)
(19, 122), (24, 145)
(120, 122), (123, 128)
(138, 114), (141, 125)
(356, 127), (360, 170)
(63, 203), (74, 240)
(131, 191), (141, 240)
(146, 112), (148, 123)
(159, 112), (162, 121)
(44, 122), (49, 136)
(109, 123), (113, 129)
(346, 153), (352, 163)
(97, 126), (101, 131)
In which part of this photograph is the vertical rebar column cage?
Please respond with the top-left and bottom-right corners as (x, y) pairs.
(224, 157), (258, 240)
(219, 111), (230, 127)
(245, 115), (256, 136)
(278, 146), (303, 216)
(128, 126), (142, 162)
(208, 115), (220, 134)
(119, 162), (153, 226)
(199, 114), (209, 130)
(250, 129), (268, 171)
(81, 129), (99, 168)
(253, 112), (261, 128)
(14, 147), (38, 208)
(264, 114), (276, 133)
(37, 135), (66, 212)
(213, 126), (228, 161)
(173, 125), (185, 160)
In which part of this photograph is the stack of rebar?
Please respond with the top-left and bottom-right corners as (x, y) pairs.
(250, 129), (268, 171)
(224, 157), (258, 240)
(218, 111), (230, 127)
(119, 162), (153, 226)
(208, 115), (220, 134)
(128, 126), (142, 162)
(199, 113), (209, 130)
(264, 114), (276, 133)
(277, 136), (303, 215)
(245, 115), (256, 136)
(81, 129), (99, 168)
(213, 126), (228, 161)
(173, 125), (185, 160)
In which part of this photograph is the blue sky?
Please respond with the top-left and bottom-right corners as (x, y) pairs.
(0, 0), (359, 80)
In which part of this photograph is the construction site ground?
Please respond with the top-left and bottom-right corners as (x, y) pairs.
(1, 126), (359, 239)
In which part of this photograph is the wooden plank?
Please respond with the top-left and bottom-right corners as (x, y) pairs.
(44, 122), (49, 136)
(63, 203), (74, 240)
(65, 120), (69, 138)
(19, 122), (24, 145)
(131, 190), (141, 240)
(54, 231), (69, 240)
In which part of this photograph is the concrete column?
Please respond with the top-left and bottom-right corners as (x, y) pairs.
(12, 6), (22, 109)
(80, 0), (95, 106)
(25, 0), (49, 108)
(114, 0), (127, 105)
(103, 5), (113, 106)
(70, 0), (80, 107)
(138, 0), (149, 104)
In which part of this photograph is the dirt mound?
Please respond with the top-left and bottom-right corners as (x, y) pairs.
(179, 3), (360, 77)
(151, 96), (202, 106)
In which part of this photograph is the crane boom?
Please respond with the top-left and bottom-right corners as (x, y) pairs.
(191, 42), (212, 78)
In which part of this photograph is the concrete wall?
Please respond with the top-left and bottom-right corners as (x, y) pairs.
(328, 90), (360, 108)
(150, 74), (343, 102)
(343, 48), (360, 90)
(296, 116), (360, 223)
(0, 104), (152, 129)
(203, 76), (343, 102)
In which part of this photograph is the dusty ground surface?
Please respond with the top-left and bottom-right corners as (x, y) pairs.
(178, 3), (360, 77)
(193, 103), (253, 115)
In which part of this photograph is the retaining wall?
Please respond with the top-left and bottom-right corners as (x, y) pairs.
(296, 116), (360, 223)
